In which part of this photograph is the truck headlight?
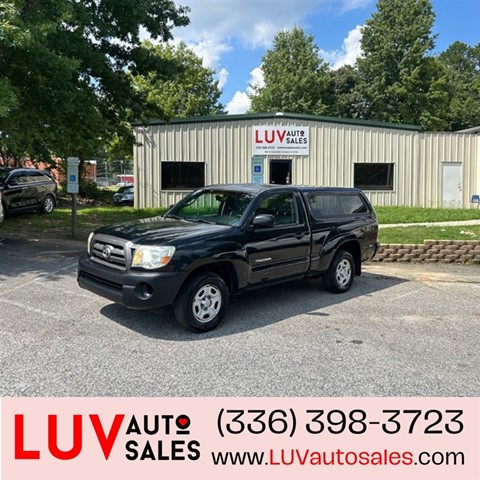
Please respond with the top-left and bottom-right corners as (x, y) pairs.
(131, 246), (175, 270)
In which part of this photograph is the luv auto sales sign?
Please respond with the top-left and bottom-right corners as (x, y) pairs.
(253, 126), (310, 155)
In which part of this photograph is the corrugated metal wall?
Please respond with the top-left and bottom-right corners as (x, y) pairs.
(134, 118), (479, 209)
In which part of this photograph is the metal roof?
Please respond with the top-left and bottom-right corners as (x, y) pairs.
(134, 112), (421, 132)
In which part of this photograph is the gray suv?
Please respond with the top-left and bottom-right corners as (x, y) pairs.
(0, 167), (57, 216)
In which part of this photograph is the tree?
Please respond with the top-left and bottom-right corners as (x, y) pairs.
(357, 0), (448, 129)
(132, 41), (224, 119)
(0, 78), (17, 119)
(0, 0), (190, 165)
(327, 65), (367, 119)
(438, 41), (480, 131)
(249, 27), (330, 115)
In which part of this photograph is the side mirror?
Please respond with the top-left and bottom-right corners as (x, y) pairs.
(7, 180), (18, 187)
(252, 214), (275, 229)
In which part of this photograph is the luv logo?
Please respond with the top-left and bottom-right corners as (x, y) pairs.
(14, 414), (125, 460)
(14, 413), (194, 461)
(255, 129), (288, 144)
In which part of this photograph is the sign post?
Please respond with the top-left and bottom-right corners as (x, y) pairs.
(67, 157), (80, 239)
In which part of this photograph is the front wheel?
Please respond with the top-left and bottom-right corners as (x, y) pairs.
(41, 195), (55, 214)
(174, 272), (229, 332)
(323, 250), (355, 293)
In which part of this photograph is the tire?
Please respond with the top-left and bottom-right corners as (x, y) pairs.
(323, 250), (355, 293)
(41, 195), (55, 214)
(174, 272), (229, 332)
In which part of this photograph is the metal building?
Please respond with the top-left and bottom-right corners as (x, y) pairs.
(133, 113), (480, 209)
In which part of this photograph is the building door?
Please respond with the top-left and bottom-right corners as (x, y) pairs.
(442, 163), (462, 207)
(269, 160), (292, 184)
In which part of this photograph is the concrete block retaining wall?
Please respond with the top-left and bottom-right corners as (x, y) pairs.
(373, 240), (480, 264)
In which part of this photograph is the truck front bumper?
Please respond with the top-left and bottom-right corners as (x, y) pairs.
(77, 252), (187, 310)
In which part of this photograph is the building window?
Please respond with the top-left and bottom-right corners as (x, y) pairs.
(161, 162), (205, 190)
(354, 163), (394, 191)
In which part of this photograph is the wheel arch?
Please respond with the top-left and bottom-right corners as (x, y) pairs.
(175, 261), (238, 302)
(337, 239), (362, 276)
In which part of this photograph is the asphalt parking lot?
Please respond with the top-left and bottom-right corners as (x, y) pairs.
(0, 237), (479, 397)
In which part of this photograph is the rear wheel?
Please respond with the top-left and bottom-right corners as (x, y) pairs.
(174, 272), (229, 332)
(323, 250), (355, 293)
(41, 195), (55, 214)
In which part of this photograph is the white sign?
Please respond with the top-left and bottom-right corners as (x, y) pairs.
(67, 157), (80, 194)
(253, 126), (309, 155)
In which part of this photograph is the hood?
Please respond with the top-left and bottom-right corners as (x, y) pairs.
(95, 216), (233, 244)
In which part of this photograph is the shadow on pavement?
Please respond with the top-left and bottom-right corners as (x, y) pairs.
(100, 271), (407, 340)
(0, 237), (83, 283)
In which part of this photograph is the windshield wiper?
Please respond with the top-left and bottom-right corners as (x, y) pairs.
(185, 217), (216, 224)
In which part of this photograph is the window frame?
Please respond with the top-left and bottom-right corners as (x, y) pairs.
(161, 161), (205, 190)
(307, 192), (369, 219)
(353, 163), (395, 191)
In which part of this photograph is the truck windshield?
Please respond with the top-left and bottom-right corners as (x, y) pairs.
(165, 190), (255, 226)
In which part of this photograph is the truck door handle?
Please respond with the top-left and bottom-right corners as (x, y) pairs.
(294, 232), (306, 239)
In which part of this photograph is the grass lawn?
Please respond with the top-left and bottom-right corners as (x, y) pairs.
(0, 206), (166, 241)
(1, 204), (479, 244)
(379, 225), (480, 244)
(375, 206), (480, 224)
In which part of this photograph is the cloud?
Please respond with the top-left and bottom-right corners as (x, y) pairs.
(175, 0), (325, 48)
(217, 68), (229, 90)
(248, 67), (265, 93)
(226, 91), (251, 114)
(226, 66), (265, 114)
(340, 0), (373, 14)
(187, 37), (232, 70)
(320, 25), (363, 69)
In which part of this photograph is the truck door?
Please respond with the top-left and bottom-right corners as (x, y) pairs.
(245, 191), (310, 286)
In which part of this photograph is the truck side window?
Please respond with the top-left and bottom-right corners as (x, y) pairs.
(308, 193), (368, 217)
(255, 192), (299, 226)
(339, 195), (368, 214)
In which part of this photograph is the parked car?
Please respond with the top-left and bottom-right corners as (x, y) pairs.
(79, 183), (379, 332)
(0, 168), (57, 215)
(113, 186), (134, 205)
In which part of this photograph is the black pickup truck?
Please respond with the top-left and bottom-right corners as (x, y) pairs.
(78, 184), (379, 332)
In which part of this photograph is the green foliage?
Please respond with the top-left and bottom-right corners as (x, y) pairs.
(249, 27), (330, 114)
(79, 180), (103, 200)
(327, 65), (366, 119)
(0, 0), (190, 164)
(438, 42), (480, 131)
(133, 41), (224, 119)
(357, 0), (448, 129)
(0, 78), (17, 118)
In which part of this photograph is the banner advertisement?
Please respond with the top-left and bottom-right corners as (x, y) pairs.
(253, 126), (310, 155)
(2, 396), (479, 480)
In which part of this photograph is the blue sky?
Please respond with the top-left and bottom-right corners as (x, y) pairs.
(171, 0), (480, 113)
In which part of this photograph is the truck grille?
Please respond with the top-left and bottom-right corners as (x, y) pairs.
(90, 235), (130, 269)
